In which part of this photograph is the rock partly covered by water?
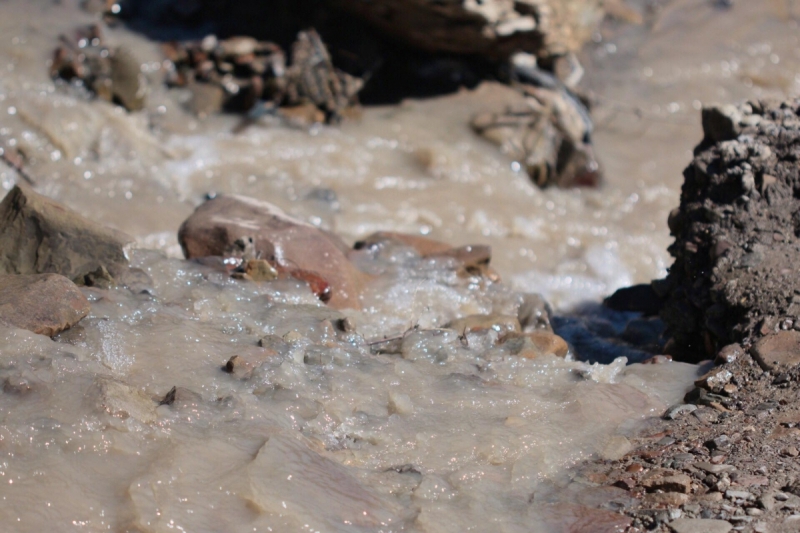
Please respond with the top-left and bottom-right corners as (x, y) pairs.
(178, 194), (370, 309)
(0, 185), (133, 281)
(0, 273), (90, 337)
(658, 99), (800, 359)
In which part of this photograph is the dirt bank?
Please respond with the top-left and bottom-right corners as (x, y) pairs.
(574, 99), (800, 533)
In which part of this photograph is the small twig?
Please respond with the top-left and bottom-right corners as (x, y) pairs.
(0, 147), (35, 186)
(367, 324), (420, 346)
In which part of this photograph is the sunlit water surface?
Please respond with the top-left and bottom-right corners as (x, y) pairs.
(0, 0), (798, 531)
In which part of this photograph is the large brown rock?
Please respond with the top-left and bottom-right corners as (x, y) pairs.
(178, 194), (369, 309)
(0, 186), (133, 281)
(751, 331), (800, 371)
(0, 274), (90, 336)
(329, 0), (604, 61)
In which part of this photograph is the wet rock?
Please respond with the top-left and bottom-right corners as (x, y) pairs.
(159, 386), (202, 407)
(235, 258), (279, 281)
(446, 313), (520, 336)
(752, 331), (800, 371)
(354, 231), (498, 279)
(0, 274), (90, 337)
(669, 518), (732, 533)
(517, 292), (553, 332)
(501, 331), (569, 359)
(471, 77), (600, 188)
(87, 376), (157, 424)
(222, 346), (280, 379)
(354, 231), (452, 256)
(0, 186), (133, 280)
(178, 194), (369, 309)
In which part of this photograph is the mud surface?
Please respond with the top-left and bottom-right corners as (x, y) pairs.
(660, 98), (800, 359)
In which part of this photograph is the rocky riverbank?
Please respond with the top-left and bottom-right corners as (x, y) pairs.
(567, 99), (800, 533)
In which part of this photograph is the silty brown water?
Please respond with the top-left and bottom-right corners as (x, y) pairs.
(0, 0), (798, 531)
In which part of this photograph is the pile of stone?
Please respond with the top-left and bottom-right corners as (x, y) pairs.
(0, 185), (134, 335)
(50, 24), (147, 111)
(163, 29), (362, 122)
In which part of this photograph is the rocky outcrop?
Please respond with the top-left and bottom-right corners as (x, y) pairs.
(0, 274), (90, 336)
(0, 186), (133, 282)
(658, 99), (800, 359)
(329, 0), (604, 61)
(178, 194), (370, 309)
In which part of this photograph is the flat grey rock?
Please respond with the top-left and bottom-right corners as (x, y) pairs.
(669, 518), (732, 533)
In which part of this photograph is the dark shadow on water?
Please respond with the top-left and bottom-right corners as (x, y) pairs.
(552, 301), (667, 365)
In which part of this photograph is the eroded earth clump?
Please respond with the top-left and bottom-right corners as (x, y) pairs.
(658, 98), (800, 360)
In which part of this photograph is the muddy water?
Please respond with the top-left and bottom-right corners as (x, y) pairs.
(0, 0), (798, 531)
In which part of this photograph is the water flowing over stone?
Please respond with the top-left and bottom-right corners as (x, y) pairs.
(178, 193), (370, 309)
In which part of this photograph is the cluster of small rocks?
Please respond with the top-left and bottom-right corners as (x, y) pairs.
(570, 340), (800, 533)
(50, 24), (147, 111)
(0, 185), (138, 335)
(162, 30), (362, 122)
(0, 183), (570, 366)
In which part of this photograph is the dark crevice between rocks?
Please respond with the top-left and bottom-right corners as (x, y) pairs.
(106, 0), (552, 104)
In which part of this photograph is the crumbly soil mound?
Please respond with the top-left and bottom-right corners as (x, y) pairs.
(660, 98), (800, 360)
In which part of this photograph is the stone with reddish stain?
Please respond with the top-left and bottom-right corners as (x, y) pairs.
(0, 274), (90, 337)
(353, 231), (453, 255)
(751, 331), (800, 371)
(353, 231), (497, 279)
(178, 194), (370, 309)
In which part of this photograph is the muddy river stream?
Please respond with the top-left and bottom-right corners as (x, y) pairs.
(0, 0), (799, 531)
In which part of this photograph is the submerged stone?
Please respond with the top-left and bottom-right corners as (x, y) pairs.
(0, 273), (90, 337)
(0, 185), (133, 280)
(178, 194), (370, 309)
